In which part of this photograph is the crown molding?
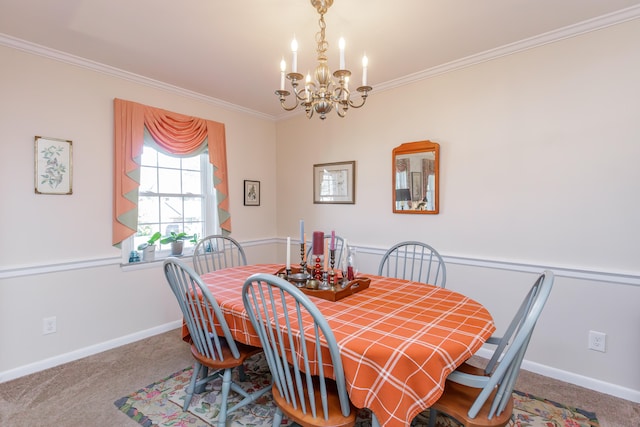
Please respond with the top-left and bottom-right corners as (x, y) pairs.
(0, 33), (274, 121)
(374, 4), (640, 93)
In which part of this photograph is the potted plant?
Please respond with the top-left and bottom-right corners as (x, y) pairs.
(137, 231), (161, 261)
(161, 231), (194, 256)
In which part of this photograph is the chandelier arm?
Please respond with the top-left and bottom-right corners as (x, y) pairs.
(347, 97), (366, 109)
(348, 86), (372, 109)
(275, 91), (300, 111)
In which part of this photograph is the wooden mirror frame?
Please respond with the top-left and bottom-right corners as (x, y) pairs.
(392, 140), (440, 214)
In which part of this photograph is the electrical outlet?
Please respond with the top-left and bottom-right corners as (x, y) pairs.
(588, 330), (606, 352)
(43, 316), (57, 335)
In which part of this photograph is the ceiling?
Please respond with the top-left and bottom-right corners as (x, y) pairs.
(2, 0), (640, 119)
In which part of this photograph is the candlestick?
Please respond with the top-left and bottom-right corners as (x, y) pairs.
(300, 241), (307, 271)
(314, 255), (322, 281)
(323, 240), (329, 271)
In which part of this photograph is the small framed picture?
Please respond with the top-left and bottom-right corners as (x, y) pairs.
(244, 180), (260, 206)
(35, 136), (73, 195)
(313, 161), (355, 204)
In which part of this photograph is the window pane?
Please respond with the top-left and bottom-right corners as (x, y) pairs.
(139, 166), (158, 193)
(158, 168), (182, 194)
(160, 197), (183, 223)
(182, 155), (200, 171)
(184, 197), (202, 222)
(186, 222), (204, 242)
(140, 146), (157, 167)
(157, 151), (181, 169)
(182, 170), (201, 195)
(161, 222), (181, 238)
(138, 196), (160, 223)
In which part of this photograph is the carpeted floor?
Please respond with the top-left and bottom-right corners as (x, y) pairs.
(1, 329), (638, 427)
(114, 352), (600, 427)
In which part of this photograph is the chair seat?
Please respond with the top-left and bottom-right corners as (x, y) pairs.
(190, 338), (263, 370)
(430, 375), (513, 427)
(272, 376), (356, 427)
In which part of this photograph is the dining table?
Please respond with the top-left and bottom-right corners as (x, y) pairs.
(183, 263), (495, 427)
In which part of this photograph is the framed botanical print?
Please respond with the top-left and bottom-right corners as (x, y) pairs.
(35, 136), (73, 195)
(244, 180), (260, 206)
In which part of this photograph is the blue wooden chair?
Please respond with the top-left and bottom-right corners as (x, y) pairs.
(193, 234), (247, 275)
(427, 270), (554, 427)
(378, 241), (447, 287)
(163, 258), (269, 427)
(242, 273), (357, 427)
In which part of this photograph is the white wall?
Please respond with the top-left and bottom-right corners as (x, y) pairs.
(275, 20), (640, 400)
(0, 44), (278, 376)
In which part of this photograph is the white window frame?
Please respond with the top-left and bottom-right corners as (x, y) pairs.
(121, 147), (219, 264)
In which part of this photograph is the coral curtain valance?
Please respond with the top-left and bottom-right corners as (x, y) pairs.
(113, 98), (230, 247)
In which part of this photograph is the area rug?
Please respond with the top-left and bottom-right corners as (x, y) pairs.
(115, 354), (599, 427)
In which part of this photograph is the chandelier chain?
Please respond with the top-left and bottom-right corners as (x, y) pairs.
(316, 14), (328, 62)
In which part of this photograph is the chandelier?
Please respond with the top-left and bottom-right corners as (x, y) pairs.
(275, 0), (372, 120)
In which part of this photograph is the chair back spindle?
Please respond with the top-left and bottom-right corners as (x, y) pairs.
(193, 235), (247, 275)
(378, 241), (447, 287)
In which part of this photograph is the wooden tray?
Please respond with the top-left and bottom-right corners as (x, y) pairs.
(300, 277), (371, 302)
(275, 266), (371, 302)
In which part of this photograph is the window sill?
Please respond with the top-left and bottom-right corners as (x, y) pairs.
(121, 249), (194, 271)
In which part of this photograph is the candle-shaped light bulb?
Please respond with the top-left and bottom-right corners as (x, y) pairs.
(306, 72), (312, 102)
(280, 58), (286, 90)
(291, 37), (298, 73)
(339, 37), (345, 70)
(362, 54), (368, 86)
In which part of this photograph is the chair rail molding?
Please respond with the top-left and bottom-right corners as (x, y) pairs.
(1, 239), (638, 286)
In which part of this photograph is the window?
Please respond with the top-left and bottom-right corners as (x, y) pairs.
(123, 144), (218, 263)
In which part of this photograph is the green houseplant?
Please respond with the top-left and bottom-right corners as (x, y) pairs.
(137, 231), (161, 261)
(161, 232), (195, 256)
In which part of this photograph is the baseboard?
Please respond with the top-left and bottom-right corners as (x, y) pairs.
(474, 347), (640, 403)
(0, 320), (182, 383)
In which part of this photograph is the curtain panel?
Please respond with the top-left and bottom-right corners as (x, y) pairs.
(113, 98), (230, 247)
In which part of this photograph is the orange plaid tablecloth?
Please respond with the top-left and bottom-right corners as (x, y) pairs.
(187, 264), (495, 427)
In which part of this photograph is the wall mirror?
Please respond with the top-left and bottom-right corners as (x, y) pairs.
(392, 140), (439, 214)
